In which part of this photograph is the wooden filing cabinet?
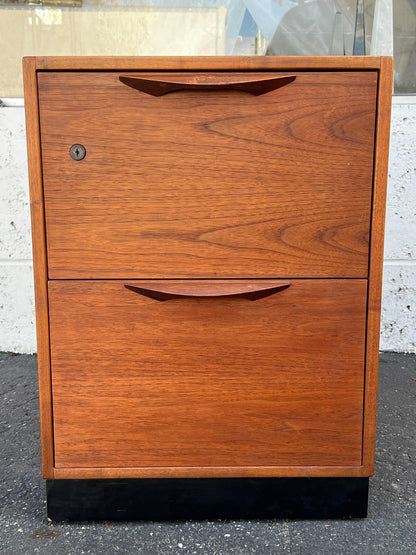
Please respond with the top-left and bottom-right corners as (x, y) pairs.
(23, 56), (392, 519)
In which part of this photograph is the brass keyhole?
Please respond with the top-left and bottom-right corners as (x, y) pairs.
(70, 144), (86, 161)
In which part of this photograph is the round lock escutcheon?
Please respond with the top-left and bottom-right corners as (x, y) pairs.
(70, 144), (86, 161)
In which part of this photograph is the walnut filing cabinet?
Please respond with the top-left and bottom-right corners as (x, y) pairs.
(23, 56), (393, 520)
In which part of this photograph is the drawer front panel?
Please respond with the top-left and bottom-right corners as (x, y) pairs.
(49, 279), (367, 469)
(38, 71), (377, 278)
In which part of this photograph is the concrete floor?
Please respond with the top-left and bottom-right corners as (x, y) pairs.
(0, 351), (415, 555)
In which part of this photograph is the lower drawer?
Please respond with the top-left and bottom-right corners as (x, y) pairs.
(48, 279), (367, 470)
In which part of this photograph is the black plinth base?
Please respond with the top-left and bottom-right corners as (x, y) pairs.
(46, 477), (369, 521)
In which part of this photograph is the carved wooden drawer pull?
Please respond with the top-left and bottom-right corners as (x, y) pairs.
(119, 74), (296, 96)
(124, 280), (291, 301)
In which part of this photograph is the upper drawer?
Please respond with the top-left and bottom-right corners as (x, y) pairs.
(38, 71), (377, 279)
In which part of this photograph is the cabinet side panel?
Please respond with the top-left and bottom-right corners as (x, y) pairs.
(22, 57), (54, 478)
(363, 57), (393, 474)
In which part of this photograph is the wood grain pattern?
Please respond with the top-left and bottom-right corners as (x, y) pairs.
(23, 56), (393, 481)
(52, 465), (367, 480)
(22, 58), (54, 479)
(31, 55), (383, 71)
(362, 57), (393, 475)
(48, 279), (367, 470)
(38, 71), (377, 278)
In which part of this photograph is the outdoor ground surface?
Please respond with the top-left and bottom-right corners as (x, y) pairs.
(0, 351), (415, 555)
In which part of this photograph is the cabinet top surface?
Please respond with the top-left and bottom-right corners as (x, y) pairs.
(24, 55), (389, 72)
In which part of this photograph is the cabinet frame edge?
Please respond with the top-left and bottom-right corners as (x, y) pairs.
(362, 56), (393, 474)
(23, 57), (55, 479)
(30, 55), (383, 72)
(52, 465), (369, 479)
(24, 55), (393, 480)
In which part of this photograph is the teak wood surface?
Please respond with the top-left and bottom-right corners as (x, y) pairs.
(362, 57), (394, 474)
(31, 56), (383, 71)
(38, 70), (377, 278)
(22, 58), (54, 478)
(48, 279), (367, 469)
(22, 56), (393, 479)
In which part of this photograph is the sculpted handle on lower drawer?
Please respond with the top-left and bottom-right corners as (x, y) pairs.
(124, 281), (291, 301)
(119, 74), (296, 96)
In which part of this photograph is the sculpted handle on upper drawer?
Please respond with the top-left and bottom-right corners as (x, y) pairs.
(124, 281), (291, 301)
(119, 74), (296, 96)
